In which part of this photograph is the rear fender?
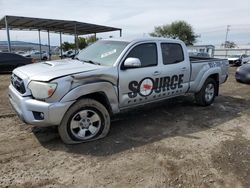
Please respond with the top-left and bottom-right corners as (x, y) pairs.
(194, 68), (221, 93)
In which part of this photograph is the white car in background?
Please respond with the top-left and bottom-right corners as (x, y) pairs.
(60, 50), (78, 58)
(23, 51), (49, 60)
(15, 51), (26, 55)
(228, 54), (250, 66)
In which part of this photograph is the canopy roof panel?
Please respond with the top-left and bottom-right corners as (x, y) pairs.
(0, 15), (121, 35)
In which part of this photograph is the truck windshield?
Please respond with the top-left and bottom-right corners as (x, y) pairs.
(76, 40), (129, 66)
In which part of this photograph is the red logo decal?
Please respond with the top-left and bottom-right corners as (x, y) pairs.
(143, 84), (152, 90)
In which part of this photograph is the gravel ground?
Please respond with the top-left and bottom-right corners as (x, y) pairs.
(0, 67), (249, 188)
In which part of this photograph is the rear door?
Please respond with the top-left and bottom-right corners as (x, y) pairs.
(158, 42), (190, 97)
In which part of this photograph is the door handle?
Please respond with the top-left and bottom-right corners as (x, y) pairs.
(153, 71), (161, 76)
(181, 67), (187, 71)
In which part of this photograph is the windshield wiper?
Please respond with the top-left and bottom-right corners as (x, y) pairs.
(82, 59), (101, 65)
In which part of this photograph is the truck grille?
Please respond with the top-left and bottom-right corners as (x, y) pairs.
(11, 74), (26, 94)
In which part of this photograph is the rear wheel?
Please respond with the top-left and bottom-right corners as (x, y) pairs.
(58, 99), (110, 144)
(195, 78), (217, 106)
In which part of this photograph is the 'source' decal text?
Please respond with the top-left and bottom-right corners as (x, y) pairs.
(128, 74), (184, 98)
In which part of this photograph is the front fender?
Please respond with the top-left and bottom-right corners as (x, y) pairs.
(60, 82), (119, 114)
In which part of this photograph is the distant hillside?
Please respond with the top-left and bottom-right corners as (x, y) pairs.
(0, 41), (58, 52)
(0, 41), (57, 47)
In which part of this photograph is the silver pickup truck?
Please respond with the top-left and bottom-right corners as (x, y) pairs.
(9, 37), (228, 144)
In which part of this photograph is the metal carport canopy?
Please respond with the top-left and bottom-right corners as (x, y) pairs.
(0, 15), (122, 57)
(0, 15), (122, 35)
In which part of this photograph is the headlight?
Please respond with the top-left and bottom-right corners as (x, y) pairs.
(236, 67), (241, 72)
(28, 81), (57, 99)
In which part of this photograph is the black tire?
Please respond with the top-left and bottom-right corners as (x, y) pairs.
(58, 99), (110, 144)
(42, 56), (48, 61)
(195, 78), (217, 106)
(236, 61), (242, 66)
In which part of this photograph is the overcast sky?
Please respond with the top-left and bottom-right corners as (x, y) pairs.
(1, 0), (250, 46)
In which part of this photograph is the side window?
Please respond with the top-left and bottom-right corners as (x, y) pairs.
(161, 43), (184, 65)
(126, 43), (157, 67)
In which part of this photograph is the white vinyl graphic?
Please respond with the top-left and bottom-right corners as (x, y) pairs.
(139, 78), (154, 96)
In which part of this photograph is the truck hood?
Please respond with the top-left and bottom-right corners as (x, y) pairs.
(14, 59), (102, 81)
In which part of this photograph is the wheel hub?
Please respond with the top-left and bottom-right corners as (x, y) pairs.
(70, 109), (101, 140)
(205, 83), (215, 102)
(79, 118), (92, 128)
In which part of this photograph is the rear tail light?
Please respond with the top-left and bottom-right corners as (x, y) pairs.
(31, 58), (36, 63)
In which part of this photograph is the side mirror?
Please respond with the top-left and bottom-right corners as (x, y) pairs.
(123, 57), (141, 68)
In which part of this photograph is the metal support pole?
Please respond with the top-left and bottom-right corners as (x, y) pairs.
(119, 29), (122, 37)
(47, 30), (51, 60)
(224, 25), (230, 50)
(59, 32), (63, 59)
(94, 33), (96, 41)
(74, 23), (78, 54)
(5, 16), (11, 52)
(38, 29), (42, 60)
(76, 35), (79, 53)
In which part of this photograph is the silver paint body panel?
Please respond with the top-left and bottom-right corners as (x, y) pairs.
(8, 37), (228, 127)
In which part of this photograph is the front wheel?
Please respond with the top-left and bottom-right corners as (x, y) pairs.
(195, 78), (217, 106)
(58, 99), (110, 144)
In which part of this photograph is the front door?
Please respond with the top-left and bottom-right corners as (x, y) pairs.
(118, 42), (161, 108)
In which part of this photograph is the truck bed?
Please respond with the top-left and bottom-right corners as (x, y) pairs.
(188, 56), (229, 93)
(189, 56), (227, 63)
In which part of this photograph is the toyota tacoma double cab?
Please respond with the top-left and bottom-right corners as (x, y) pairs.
(9, 37), (229, 144)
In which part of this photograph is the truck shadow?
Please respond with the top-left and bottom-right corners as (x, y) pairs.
(34, 95), (250, 156)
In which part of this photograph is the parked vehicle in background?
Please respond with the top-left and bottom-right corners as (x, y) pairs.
(70, 51), (79, 59)
(228, 54), (250, 66)
(235, 61), (250, 84)
(23, 51), (49, 60)
(0, 52), (33, 72)
(189, 52), (210, 58)
(15, 51), (26, 55)
(9, 37), (228, 144)
(60, 50), (79, 58)
(59, 50), (73, 58)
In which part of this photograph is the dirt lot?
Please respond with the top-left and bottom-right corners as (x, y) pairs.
(0, 67), (249, 188)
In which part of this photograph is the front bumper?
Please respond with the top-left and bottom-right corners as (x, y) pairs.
(8, 84), (74, 126)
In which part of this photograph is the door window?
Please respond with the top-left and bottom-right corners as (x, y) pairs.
(126, 43), (157, 67)
(161, 43), (184, 65)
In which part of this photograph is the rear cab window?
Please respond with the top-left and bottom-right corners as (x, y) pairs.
(161, 43), (184, 65)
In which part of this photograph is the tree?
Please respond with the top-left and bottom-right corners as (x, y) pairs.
(60, 35), (99, 51)
(221, 41), (237, 48)
(61, 42), (74, 51)
(78, 37), (87, 49)
(85, 35), (98, 44)
(150, 21), (198, 45)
